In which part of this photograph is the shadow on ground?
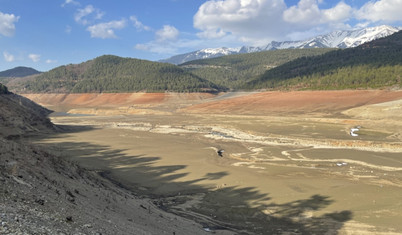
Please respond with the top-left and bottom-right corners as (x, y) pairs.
(34, 125), (353, 235)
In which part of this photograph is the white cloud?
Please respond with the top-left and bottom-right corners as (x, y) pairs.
(62, 0), (80, 7)
(197, 28), (227, 39)
(134, 35), (240, 56)
(130, 16), (151, 31)
(87, 19), (126, 39)
(29, 54), (41, 62)
(283, 0), (352, 29)
(46, 59), (57, 64)
(283, 0), (321, 24)
(134, 43), (150, 51)
(136, 25), (180, 55)
(155, 25), (179, 42)
(135, 38), (195, 55)
(3, 51), (15, 62)
(356, 0), (402, 22)
(194, 0), (287, 43)
(135, 42), (179, 55)
(74, 5), (104, 25)
(193, 0), (355, 44)
(0, 12), (20, 37)
(322, 2), (351, 22)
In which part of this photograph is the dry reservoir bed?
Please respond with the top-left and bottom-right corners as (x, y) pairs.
(31, 111), (402, 235)
(23, 91), (402, 234)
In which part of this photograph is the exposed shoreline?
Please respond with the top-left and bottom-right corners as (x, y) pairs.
(9, 90), (402, 234)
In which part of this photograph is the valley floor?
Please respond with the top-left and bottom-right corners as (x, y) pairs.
(22, 90), (402, 234)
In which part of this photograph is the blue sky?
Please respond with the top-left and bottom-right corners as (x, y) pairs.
(1, 0), (402, 71)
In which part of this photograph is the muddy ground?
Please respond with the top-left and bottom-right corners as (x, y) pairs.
(24, 90), (402, 234)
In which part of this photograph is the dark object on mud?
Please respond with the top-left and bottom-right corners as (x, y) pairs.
(217, 149), (224, 157)
(35, 199), (45, 206)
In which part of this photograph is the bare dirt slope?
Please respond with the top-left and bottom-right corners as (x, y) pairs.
(181, 90), (402, 116)
(23, 90), (402, 117)
(0, 93), (55, 137)
(343, 98), (402, 120)
(0, 93), (233, 234)
(23, 93), (217, 111)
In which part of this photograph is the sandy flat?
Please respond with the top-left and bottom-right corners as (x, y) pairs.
(26, 90), (402, 234)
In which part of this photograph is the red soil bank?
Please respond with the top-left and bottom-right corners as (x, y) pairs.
(181, 90), (402, 115)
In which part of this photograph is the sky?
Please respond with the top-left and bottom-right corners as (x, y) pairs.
(1, 0), (402, 71)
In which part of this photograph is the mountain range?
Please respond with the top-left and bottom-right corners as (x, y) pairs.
(160, 25), (402, 65)
(244, 29), (402, 90)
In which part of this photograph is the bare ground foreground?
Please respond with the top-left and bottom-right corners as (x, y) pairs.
(14, 90), (402, 234)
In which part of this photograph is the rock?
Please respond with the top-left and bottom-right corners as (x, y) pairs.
(35, 199), (45, 205)
(83, 224), (92, 228)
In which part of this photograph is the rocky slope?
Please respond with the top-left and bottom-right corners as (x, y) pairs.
(0, 91), (231, 234)
(0, 93), (55, 138)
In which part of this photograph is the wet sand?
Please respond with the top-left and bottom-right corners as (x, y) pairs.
(27, 91), (402, 234)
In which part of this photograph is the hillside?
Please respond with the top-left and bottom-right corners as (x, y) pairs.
(244, 30), (402, 90)
(0, 92), (54, 138)
(180, 48), (334, 89)
(0, 66), (41, 78)
(13, 55), (225, 93)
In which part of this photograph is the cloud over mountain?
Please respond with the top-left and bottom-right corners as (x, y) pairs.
(28, 54), (41, 62)
(194, 0), (287, 43)
(193, 0), (402, 45)
(356, 0), (402, 23)
(3, 52), (15, 62)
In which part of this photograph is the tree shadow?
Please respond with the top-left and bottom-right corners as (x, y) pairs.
(34, 127), (353, 234)
(192, 188), (352, 234)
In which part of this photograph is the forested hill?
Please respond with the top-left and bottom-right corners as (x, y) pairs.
(0, 66), (41, 78)
(180, 48), (334, 89)
(17, 55), (225, 93)
(244, 30), (402, 90)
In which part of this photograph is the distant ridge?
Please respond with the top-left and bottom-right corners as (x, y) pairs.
(180, 48), (334, 89)
(0, 66), (41, 78)
(244, 29), (402, 90)
(161, 25), (401, 64)
(160, 47), (240, 65)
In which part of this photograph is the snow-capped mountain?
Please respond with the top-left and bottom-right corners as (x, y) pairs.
(160, 47), (240, 65)
(160, 25), (401, 65)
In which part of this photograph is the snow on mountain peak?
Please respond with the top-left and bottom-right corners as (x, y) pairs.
(199, 47), (239, 55)
(160, 25), (401, 64)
